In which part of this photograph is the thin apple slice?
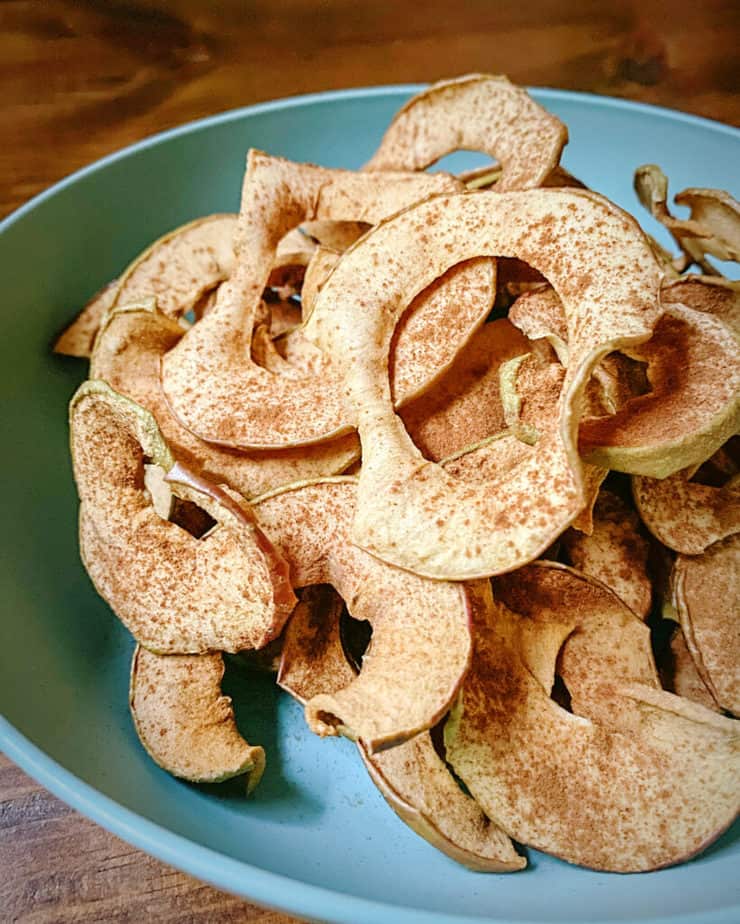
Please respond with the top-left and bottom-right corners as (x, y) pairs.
(508, 286), (568, 362)
(91, 301), (360, 498)
(657, 624), (721, 712)
(673, 535), (740, 716)
(277, 576), (523, 871)
(633, 450), (740, 555)
(366, 74), (567, 191)
(561, 489), (652, 619)
(305, 188), (660, 578)
(70, 381), (296, 653)
(445, 574), (739, 872)
(243, 477), (472, 751)
(399, 319), (530, 461)
(130, 645), (265, 788)
(661, 274), (740, 340)
(161, 152), (495, 449)
(580, 303), (740, 478)
(53, 280), (119, 358)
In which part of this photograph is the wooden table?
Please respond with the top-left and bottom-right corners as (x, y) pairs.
(2, 1), (738, 920)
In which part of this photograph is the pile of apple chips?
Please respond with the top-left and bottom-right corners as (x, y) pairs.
(57, 75), (740, 873)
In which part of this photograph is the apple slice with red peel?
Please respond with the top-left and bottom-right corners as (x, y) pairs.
(91, 301), (360, 499)
(277, 575), (523, 871)
(130, 645), (265, 789)
(245, 477), (472, 751)
(561, 489), (652, 619)
(365, 74), (567, 192)
(70, 381), (296, 654)
(445, 571), (739, 872)
(673, 535), (740, 716)
(161, 152), (495, 449)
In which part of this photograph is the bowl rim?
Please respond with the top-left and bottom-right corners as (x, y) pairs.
(1, 84), (738, 924)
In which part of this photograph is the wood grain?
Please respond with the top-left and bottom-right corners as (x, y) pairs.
(1, 1), (738, 920)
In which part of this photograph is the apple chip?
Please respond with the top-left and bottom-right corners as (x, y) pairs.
(244, 477), (472, 751)
(633, 449), (740, 555)
(562, 489), (652, 619)
(54, 280), (119, 358)
(277, 577), (523, 871)
(130, 645), (265, 788)
(91, 301), (360, 497)
(662, 274), (740, 340)
(445, 574), (739, 872)
(70, 381), (296, 653)
(673, 535), (740, 715)
(507, 285), (568, 362)
(366, 74), (567, 191)
(657, 624), (720, 712)
(580, 302), (740, 478)
(306, 187), (661, 578)
(161, 152), (496, 448)
(399, 319), (530, 461)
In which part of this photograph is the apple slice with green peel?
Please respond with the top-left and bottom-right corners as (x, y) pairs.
(70, 381), (296, 654)
(161, 152), (496, 449)
(445, 573), (740, 872)
(561, 489), (652, 619)
(277, 575), (523, 871)
(673, 535), (740, 716)
(53, 279), (119, 358)
(399, 319), (530, 462)
(365, 74), (567, 192)
(91, 301), (360, 498)
(306, 187), (661, 579)
(130, 645), (265, 789)
(242, 477), (472, 752)
(633, 448), (740, 555)
(580, 302), (740, 478)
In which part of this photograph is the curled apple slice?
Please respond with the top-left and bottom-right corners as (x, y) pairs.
(277, 576), (523, 871)
(445, 571), (739, 872)
(562, 489), (652, 619)
(54, 280), (118, 358)
(245, 477), (472, 751)
(305, 188), (660, 578)
(633, 449), (740, 555)
(657, 624), (721, 712)
(580, 303), (740, 477)
(162, 151), (495, 449)
(130, 645), (265, 788)
(673, 535), (740, 716)
(91, 301), (359, 498)
(366, 74), (567, 191)
(70, 381), (296, 653)
(661, 274), (740, 340)
(399, 319), (530, 461)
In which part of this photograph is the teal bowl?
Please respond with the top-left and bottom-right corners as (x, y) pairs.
(1, 87), (738, 924)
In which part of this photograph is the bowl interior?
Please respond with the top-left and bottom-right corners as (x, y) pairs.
(1, 88), (739, 924)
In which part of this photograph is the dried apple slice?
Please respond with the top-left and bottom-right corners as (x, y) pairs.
(130, 645), (265, 788)
(507, 285), (568, 362)
(657, 624), (720, 712)
(277, 577), (523, 871)
(299, 245), (342, 322)
(70, 381), (296, 653)
(399, 320), (530, 461)
(240, 477), (472, 751)
(91, 301), (359, 497)
(305, 188), (660, 578)
(673, 535), (740, 715)
(662, 274), (740, 340)
(561, 489), (652, 619)
(445, 573), (739, 872)
(366, 74), (567, 191)
(161, 152), (495, 448)
(633, 451), (740, 555)
(111, 214), (237, 318)
(54, 280), (119, 358)
(580, 302), (740, 477)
